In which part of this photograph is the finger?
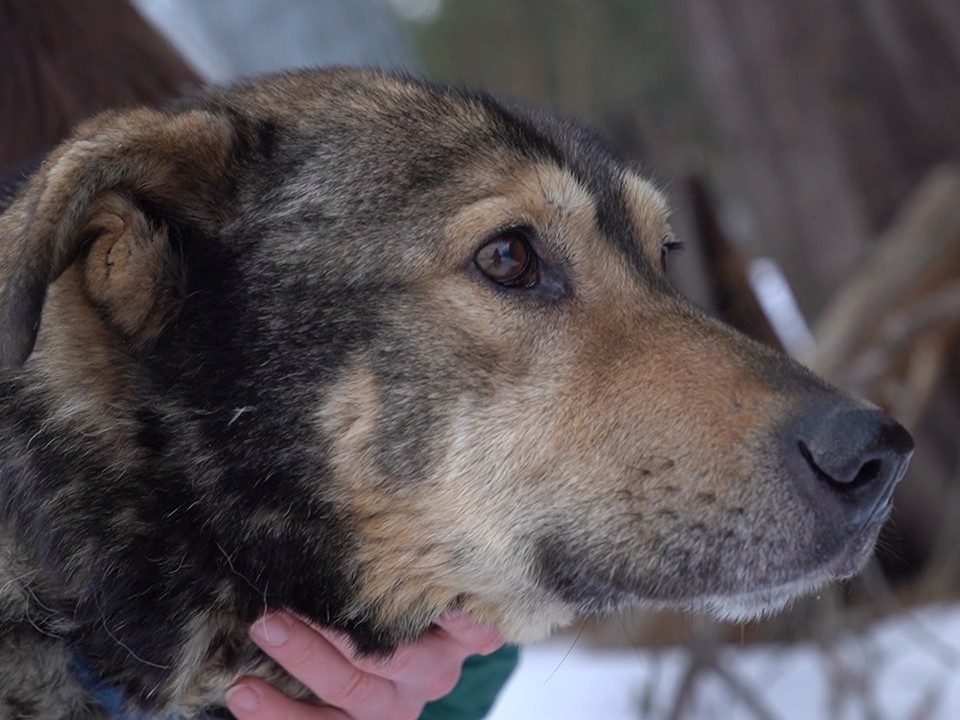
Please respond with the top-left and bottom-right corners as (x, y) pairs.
(432, 612), (505, 656)
(313, 626), (462, 698)
(311, 614), (502, 694)
(225, 678), (350, 720)
(249, 612), (398, 716)
(315, 612), (504, 678)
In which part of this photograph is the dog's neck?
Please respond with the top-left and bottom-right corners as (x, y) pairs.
(0, 359), (416, 714)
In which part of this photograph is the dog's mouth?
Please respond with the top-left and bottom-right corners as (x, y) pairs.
(690, 575), (830, 622)
(532, 493), (894, 627)
(658, 505), (891, 623)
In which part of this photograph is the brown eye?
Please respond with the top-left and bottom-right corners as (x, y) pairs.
(475, 231), (539, 288)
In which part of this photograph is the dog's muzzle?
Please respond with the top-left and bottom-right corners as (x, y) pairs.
(788, 401), (914, 531)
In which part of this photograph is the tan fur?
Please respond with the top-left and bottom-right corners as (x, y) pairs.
(81, 192), (181, 343)
(0, 68), (911, 718)
(319, 165), (602, 637)
(621, 171), (671, 256)
(12, 190), (180, 465)
(318, 163), (778, 639)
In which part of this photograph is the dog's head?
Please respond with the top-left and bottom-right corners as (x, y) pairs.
(0, 69), (911, 657)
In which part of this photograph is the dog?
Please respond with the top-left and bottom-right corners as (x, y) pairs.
(0, 68), (913, 718)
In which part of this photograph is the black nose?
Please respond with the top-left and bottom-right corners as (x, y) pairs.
(792, 404), (913, 527)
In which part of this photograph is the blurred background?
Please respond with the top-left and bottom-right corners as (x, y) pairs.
(4, 0), (960, 717)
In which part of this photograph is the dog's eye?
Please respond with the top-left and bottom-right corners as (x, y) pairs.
(475, 231), (539, 288)
(660, 238), (684, 273)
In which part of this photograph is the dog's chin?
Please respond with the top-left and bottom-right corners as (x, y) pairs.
(684, 574), (829, 623)
(605, 535), (882, 631)
(488, 575), (823, 645)
(655, 523), (886, 624)
(485, 512), (888, 644)
(489, 569), (839, 644)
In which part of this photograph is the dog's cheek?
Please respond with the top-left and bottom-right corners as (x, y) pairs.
(313, 361), (457, 635)
(313, 355), (554, 640)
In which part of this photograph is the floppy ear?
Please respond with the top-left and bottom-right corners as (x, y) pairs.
(0, 106), (244, 368)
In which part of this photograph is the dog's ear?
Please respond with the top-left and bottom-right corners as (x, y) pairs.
(0, 106), (244, 368)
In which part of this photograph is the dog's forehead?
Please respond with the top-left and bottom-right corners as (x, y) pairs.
(222, 69), (668, 269)
(431, 84), (669, 271)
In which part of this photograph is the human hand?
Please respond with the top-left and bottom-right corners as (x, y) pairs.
(225, 611), (505, 720)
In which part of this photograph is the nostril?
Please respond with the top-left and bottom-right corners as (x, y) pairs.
(797, 440), (884, 491)
(792, 407), (913, 527)
(853, 458), (882, 489)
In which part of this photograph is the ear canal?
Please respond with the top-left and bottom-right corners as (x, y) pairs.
(0, 107), (241, 368)
(80, 192), (184, 346)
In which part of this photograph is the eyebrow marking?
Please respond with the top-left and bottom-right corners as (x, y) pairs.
(621, 171), (669, 246)
(535, 165), (594, 217)
(562, 163), (649, 277)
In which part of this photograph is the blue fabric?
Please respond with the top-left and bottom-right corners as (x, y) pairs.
(71, 644), (518, 719)
(70, 650), (185, 720)
(71, 650), (134, 718)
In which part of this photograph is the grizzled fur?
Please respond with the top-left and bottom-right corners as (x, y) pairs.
(0, 68), (910, 717)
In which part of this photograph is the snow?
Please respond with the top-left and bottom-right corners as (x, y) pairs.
(488, 606), (960, 719)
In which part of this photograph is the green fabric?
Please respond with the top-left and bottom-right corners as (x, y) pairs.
(419, 645), (519, 720)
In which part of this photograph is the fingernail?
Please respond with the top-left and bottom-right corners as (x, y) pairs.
(226, 684), (260, 713)
(251, 613), (291, 646)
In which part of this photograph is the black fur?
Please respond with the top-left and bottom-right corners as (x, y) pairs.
(0, 68), (912, 718)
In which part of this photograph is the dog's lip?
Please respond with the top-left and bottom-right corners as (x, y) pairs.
(863, 497), (894, 528)
(647, 575), (825, 623)
(681, 553), (858, 621)
(562, 516), (889, 620)
(617, 516), (890, 621)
